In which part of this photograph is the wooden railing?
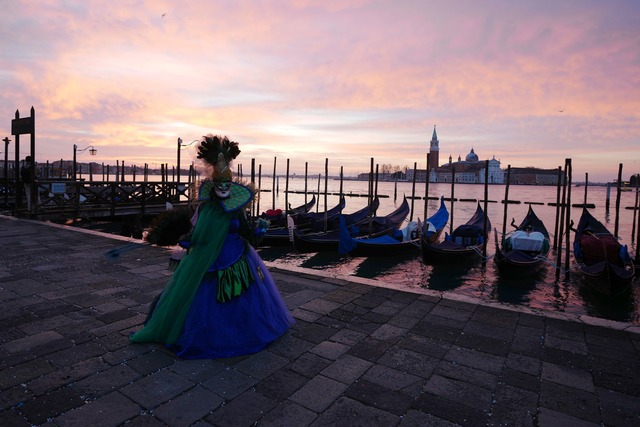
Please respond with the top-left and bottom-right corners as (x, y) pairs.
(1, 179), (193, 219)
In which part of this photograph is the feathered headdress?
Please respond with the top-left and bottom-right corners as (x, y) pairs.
(196, 134), (241, 180)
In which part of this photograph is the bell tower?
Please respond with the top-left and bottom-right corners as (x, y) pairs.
(428, 125), (439, 168)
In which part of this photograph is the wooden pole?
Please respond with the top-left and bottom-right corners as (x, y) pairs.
(257, 164), (262, 217)
(304, 162), (308, 205)
(564, 159), (572, 278)
(423, 154), (430, 222)
(339, 166), (344, 200)
(502, 165), (511, 240)
(553, 166), (562, 250)
(632, 178), (639, 244)
(272, 157), (276, 210)
(556, 159), (569, 279)
(483, 160), (489, 259)
(285, 159), (290, 217)
(410, 162), (417, 222)
(450, 167), (455, 235)
(615, 163), (623, 238)
(324, 158), (329, 232)
(316, 174), (320, 213)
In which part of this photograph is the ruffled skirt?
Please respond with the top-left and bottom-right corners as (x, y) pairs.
(172, 246), (294, 359)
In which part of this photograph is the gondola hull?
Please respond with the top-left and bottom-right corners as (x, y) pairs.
(422, 203), (491, 265)
(494, 206), (550, 275)
(573, 208), (635, 297)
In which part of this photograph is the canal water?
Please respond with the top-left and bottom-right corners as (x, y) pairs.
(255, 178), (640, 324)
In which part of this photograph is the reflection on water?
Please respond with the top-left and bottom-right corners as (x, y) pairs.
(256, 180), (640, 324)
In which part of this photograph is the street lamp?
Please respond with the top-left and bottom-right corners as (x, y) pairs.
(2, 137), (9, 205)
(177, 137), (197, 184)
(73, 144), (97, 181)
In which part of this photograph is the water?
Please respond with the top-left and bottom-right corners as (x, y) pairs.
(255, 177), (640, 324)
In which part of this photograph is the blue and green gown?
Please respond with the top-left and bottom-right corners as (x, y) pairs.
(130, 183), (294, 359)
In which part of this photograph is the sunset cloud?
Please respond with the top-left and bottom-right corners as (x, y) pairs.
(1, 0), (639, 181)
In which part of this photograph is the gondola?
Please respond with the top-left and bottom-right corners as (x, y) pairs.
(260, 196), (344, 246)
(293, 197), (410, 253)
(260, 195), (316, 228)
(342, 196), (448, 257)
(422, 203), (491, 264)
(572, 208), (635, 297)
(494, 206), (550, 274)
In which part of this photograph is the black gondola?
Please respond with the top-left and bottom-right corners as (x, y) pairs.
(494, 206), (550, 274)
(422, 203), (491, 264)
(573, 208), (635, 297)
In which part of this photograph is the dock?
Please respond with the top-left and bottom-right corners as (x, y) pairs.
(0, 216), (639, 426)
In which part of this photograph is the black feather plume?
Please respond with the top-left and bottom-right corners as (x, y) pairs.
(196, 135), (241, 167)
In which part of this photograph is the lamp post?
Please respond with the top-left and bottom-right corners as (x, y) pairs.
(2, 137), (9, 206)
(73, 144), (97, 181)
(177, 137), (197, 184)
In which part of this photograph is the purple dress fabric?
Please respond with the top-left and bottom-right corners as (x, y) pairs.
(172, 217), (294, 359)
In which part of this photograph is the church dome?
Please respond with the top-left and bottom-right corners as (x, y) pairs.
(465, 148), (479, 163)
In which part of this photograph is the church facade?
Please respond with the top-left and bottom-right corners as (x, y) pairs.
(406, 126), (505, 184)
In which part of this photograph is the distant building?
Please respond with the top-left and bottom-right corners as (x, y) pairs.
(507, 167), (562, 185)
(406, 125), (504, 184)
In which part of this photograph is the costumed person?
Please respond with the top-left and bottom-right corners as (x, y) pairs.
(130, 134), (294, 359)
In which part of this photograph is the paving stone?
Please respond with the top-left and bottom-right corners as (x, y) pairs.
(362, 364), (422, 391)
(310, 396), (399, 427)
(0, 358), (56, 389)
(370, 323), (408, 342)
(200, 367), (258, 400)
(259, 399), (318, 426)
(121, 370), (195, 409)
(154, 385), (223, 426)
(71, 363), (142, 399)
(397, 332), (452, 359)
(347, 337), (393, 362)
(488, 403), (536, 427)
(435, 361), (499, 391)
(207, 389), (277, 427)
(234, 350), (289, 380)
(423, 374), (494, 412)
(505, 352), (541, 376)
(400, 409), (461, 426)
(20, 386), (84, 425)
(542, 346), (590, 370)
(52, 391), (140, 427)
(1, 330), (64, 354)
(287, 352), (332, 378)
(293, 323), (338, 344)
(455, 331), (511, 356)
(536, 407), (600, 427)
(321, 354), (373, 385)
(267, 333), (315, 360)
(169, 358), (227, 382)
(290, 375), (348, 412)
(412, 391), (488, 427)
(541, 361), (594, 392)
(598, 387), (640, 427)
(378, 346), (438, 379)
(345, 379), (413, 415)
(27, 356), (110, 396)
(544, 333), (588, 354)
(309, 340), (350, 360)
(443, 346), (505, 375)
(127, 349), (176, 375)
(538, 380), (600, 422)
(500, 367), (540, 393)
(46, 341), (106, 369)
(329, 328), (367, 347)
(254, 367), (308, 401)
(300, 298), (343, 315)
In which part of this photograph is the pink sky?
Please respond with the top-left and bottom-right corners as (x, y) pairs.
(1, 0), (639, 182)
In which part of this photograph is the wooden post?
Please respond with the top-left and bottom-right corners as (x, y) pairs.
(450, 166), (455, 235)
(632, 179), (639, 244)
(482, 160), (489, 259)
(272, 157), (276, 210)
(564, 159), (572, 278)
(410, 162), (417, 222)
(556, 159), (569, 279)
(615, 163), (623, 238)
(501, 165), (511, 241)
(285, 159), (290, 218)
(553, 166), (562, 250)
(323, 158), (329, 232)
(257, 164), (262, 217)
(304, 162), (308, 205)
(423, 154), (430, 222)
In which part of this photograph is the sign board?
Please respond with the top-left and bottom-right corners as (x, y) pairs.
(51, 182), (66, 194)
(11, 117), (34, 135)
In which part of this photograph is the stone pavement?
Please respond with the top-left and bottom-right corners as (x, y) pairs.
(0, 216), (639, 427)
